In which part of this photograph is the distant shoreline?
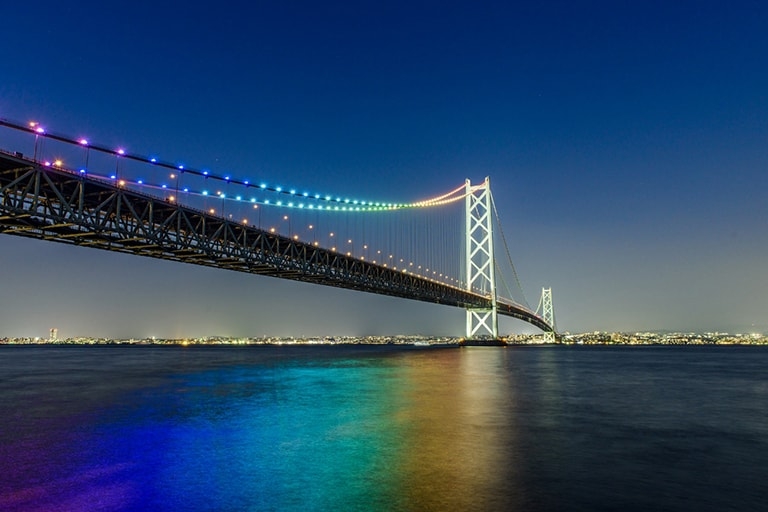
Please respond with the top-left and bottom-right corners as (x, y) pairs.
(1, 332), (766, 347)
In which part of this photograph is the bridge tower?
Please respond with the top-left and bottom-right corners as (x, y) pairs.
(541, 287), (556, 342)
(465, 177), (498, 338)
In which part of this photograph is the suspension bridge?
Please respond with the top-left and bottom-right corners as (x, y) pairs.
(0, 118), (556, 341)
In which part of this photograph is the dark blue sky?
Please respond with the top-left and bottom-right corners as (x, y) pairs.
(1, 1), (767, 337)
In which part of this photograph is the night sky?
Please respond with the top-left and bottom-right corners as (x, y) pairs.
(1, 1), (767, 338)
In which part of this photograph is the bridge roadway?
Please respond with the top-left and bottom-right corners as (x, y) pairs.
(0, 150), (551, 332)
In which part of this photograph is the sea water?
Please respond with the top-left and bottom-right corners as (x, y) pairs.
(1, 344), (766, 511)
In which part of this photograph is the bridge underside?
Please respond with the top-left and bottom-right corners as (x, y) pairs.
(0, 151), (551, 332)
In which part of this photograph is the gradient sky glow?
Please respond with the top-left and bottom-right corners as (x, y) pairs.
(1, 0), (767, 337)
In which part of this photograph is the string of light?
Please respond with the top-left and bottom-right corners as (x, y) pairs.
(2, 117), (469, 211)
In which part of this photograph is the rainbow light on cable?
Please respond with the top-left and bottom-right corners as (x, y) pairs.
(0, 116), (472, 210)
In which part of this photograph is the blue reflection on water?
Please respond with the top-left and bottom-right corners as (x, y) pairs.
(69, 350), (410, 511)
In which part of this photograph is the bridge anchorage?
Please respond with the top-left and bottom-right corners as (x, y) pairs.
(0, 117), (557, 340)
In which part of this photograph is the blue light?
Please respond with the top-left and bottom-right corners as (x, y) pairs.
(202, 190), (209, 196)
(203, 171), (209, 176)
(79, 169), (86, 173)
(308, 204), (314, 209)
(315, 194), (321, 199)
(290, 189), (296, 195)
(110, 175), (116, 179)
(138, 180), (143, 184)
(178, 165), (184, 170)
(303, 192), (309, 197)
(236, 195), (242, 201)
(225, 176), (230, 181)
(250, 198), (256, 203)
(162, 184), (167, 189)
(264, 199), (270, 204)
(150, 158), (157, 163)
(287, 202), (294, 207)
(260, 183), (267, 189)
(276, 186), (282, 192)
(221, 193), (226, 198)
(276, 201), (282, 206)
(299, 204), (304, 208)
(344, 199), (350, 203)
(325, 195), (331, 201)
(244, 180), (249, 185)
(183, 187), (189, 192)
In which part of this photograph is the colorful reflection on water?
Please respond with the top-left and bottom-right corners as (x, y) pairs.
(1, 345), (767, 511)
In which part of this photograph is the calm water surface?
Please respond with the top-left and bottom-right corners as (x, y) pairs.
(1, 345), (766, 511)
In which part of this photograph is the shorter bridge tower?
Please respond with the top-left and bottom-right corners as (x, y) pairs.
(465, 177), (498, 338)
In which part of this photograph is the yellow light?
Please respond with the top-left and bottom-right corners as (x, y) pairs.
(243, 219), (248, 224)
(293, 235), (299, 240)
(270, 227), (276, 233)
(118, 180), (126, 186)
(169, 196), (175, 202)
(253, 204), (258, 209)
(53, 159), (62, 167)
(209, 208), (215, 214)
(170, 173), (176, 179)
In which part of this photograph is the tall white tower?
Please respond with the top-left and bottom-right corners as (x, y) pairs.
(465, 177), (498, 338)
(541, 287), (556, 342)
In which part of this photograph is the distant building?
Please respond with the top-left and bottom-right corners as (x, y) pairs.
(50, 328), (58, 341)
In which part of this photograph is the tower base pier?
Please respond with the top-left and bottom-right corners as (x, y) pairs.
(459, 338), (507, 347)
